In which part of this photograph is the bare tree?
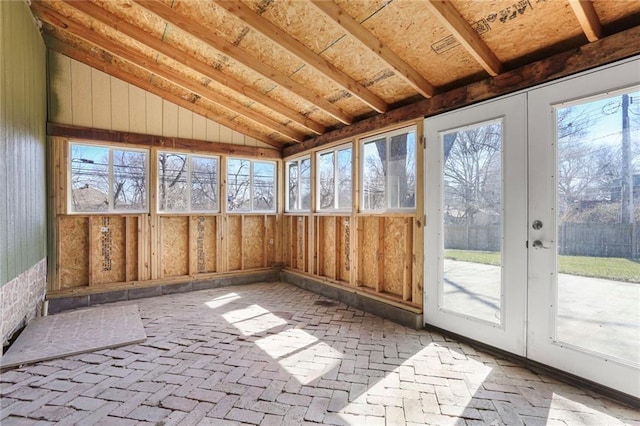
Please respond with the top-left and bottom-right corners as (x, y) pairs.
(444, 124), (502, 225)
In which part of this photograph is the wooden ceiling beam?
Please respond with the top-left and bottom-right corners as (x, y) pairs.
(568, 0), (602, 42)
(424, 0), (503, 76)
(48, 1), (306, 143)
(309, 0), (435, 99)
(135, 0), (353, 125)
(48, 3), (324, 136)
(212, 0), (388, 114)
(284, 24), (640, 156)
(44, 35), (283, 149)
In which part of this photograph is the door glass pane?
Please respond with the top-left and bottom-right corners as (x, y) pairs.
(555, 90), (640, 365)
(442, 119), (503, 324)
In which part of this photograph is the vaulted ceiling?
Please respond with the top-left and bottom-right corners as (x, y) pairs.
(30, 0), (640, 151)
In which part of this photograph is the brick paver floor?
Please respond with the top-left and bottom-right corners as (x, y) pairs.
(1, 282), (639, 425)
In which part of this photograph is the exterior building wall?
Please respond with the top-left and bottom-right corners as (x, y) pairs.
(0, 259), (47, 346)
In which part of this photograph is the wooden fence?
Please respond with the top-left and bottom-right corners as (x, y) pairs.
(445, 223), (639, 258)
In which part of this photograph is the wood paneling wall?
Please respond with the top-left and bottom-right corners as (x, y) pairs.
(0, 1), (47, 286)
(47, 51), (272, 149)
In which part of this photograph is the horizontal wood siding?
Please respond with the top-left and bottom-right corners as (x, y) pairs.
(48, 51), (270, 149)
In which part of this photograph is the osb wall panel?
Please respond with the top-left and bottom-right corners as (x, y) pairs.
(160, 216), (188, 277)
(191, 216), (216, 274)
(126, 216), (139, 281)
(337, 217), (351, 283)
(242, 215), (265, 269)
(286, 216), (308, 272)
(226, 215), (242, 271)
(90, 216), (126, 285)
(319, 216), (337, 280)
(264, 215), (277, 267)
(382, 217), (409, 297)
(58, 216), (89, 288)
(358, 216), (378, 290)
(283, 216), (292, 268)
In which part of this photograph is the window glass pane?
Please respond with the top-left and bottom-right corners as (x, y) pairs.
(337, 148), (352, 209)
(113, 150), (147, 211)
(287, 162), (299, 210)
(158, 153), (187, 212)
(318, 152), (335, 209)
(191, 156), (218, 211)
(300, 158), (311, 210)
(253, 162), (276, 211)
(389, 133), (416, 208)
(362, 139), (385, 210)
(70, 144), (109, 212)
(227, 159), (251, 211)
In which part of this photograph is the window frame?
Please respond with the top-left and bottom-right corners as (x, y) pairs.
(360, 125), (417, 213)
(316, 143), (353, 213)
(68, 142), (149, 214)
(226, 158), (278, 213)
(157, 151), (220, 214)
(285, 155), (311, 213)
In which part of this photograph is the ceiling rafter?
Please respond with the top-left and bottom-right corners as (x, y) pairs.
(568, 0), (602, 42)
(41, 35), (281, 148)
(212, 0), (389, 114)
(135, 0), (353, 125)
(308, 0), (436, 99)
(33, 4), (303, 144)
(47, 1), (310, 144)
(424, 0), (503, 77)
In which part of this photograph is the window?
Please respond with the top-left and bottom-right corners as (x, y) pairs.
(286, 156), (311, 212)
(158, 152), (219, 213)
(227, 158), (276, 212)
(70, 143), (148, 213)
(361, 126), (416, 211)
(317, 144), (352, 211)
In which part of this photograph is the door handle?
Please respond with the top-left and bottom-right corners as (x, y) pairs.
(532, 240), (551, 249)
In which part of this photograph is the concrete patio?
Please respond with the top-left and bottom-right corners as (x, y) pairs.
(1, 282), (639, 425)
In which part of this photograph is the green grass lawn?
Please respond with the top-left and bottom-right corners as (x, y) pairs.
(444, 249), (640, 283)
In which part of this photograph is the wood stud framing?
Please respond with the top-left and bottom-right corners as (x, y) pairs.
(281, 120), (424, 309)
(48, 137), (281, 297)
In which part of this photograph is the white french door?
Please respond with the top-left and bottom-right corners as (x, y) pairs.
(527, 59), (640, 398)
(424, 93), (528, 355)
(425, 58), (640, 398)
